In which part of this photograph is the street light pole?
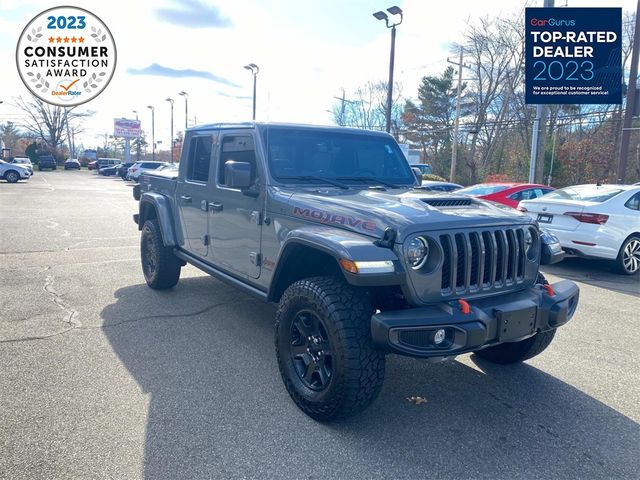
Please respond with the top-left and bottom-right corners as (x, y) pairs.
(146, 105), (155, 161)
(179, 91), (188, 130)
(166, 98), (174, 163)
(243, 63), (259, 121)
(373, 6), (403, 134)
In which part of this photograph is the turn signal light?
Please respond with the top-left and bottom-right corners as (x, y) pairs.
(564, 212), (609, 224)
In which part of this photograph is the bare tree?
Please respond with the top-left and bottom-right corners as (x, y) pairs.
(13, 95), (92, 153)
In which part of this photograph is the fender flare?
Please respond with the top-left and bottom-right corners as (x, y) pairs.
(138, 192), (177, 247)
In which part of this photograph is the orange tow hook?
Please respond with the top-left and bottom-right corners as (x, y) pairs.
(458, 299), (471, 315)
(543, 284), (555, 296)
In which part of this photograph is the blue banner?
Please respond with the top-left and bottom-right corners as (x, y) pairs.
(525, 7), (622, 104)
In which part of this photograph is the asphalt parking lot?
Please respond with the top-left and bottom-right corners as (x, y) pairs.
(1, 171), (639, 480)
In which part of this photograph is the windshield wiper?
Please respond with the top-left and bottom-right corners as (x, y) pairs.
(277, 175), (349, 189)
(336, 176), (400, 189)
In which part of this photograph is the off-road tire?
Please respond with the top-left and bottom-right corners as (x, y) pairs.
(615, 235), (640, 275)
(4, 170), (20, 183)
(275, 276), (385, 421)
(474, 329), (557, 364)
(140, 219), (181, 289)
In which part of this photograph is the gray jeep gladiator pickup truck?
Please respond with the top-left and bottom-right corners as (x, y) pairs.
(132, 123), (578, 421)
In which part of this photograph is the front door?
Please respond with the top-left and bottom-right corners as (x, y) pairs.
(176, 133), (215, 258)
(209, 132), (263, 279)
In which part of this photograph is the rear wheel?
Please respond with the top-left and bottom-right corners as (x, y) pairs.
(474, 330), (557, 364)
(4, 170), (20, 183)
(140, 219), (181, 289)
(616, 236), (640, 275)
(275, 276), (385, 421)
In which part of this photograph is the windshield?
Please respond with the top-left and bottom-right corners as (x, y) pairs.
(457, 184), (510, 196)
(544, 185), (624, 203)
(266, 128), (415, 186)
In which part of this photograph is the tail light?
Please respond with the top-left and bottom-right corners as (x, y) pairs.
(564, 212), (609, 224)
(517, 206), (528, 212)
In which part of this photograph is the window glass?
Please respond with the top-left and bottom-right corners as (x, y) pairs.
(187, 136), (213, 182)
(266, 128), (415, 185)
(219, 135), (256, 187)
(625, 192), (640, 211)
(545, 186), (624, 203)
(457, 184), (510, 196)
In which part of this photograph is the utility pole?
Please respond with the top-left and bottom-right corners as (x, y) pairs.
(618, 0), (640, 183)
(448, 46), (468, 182)
(64, 107), (73, 159)
(529, 0), (554, 183)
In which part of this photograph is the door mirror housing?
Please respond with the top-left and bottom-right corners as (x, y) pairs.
(224, 161), (252, 189)
(411, 167), (422, 184)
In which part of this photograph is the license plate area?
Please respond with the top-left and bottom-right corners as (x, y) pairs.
(496, 306), (537, 341)
(537, 213), (553, 224)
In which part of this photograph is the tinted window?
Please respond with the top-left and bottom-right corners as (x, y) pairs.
(266, 128), (415, 185)
(457, 184), (510, 196)
(625, 192), (640, 211)
(219, 135), (256, 187)
(187, 136), (213, 182)
(545, 186), (624, 203)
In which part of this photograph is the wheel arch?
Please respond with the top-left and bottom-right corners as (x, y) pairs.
(138, 193), (177, 247)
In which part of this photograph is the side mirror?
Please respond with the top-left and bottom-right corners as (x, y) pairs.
(224, 160), (252, 189)
(411, 167), (422, 184)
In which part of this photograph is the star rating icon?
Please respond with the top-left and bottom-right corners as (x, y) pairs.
(48, 36), (85, 44)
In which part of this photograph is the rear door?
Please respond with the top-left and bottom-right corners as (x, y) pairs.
(175, 132), (216, 258)
(209, 131), (263, 279)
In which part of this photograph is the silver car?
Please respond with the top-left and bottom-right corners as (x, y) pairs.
(1, 159), (32, 183)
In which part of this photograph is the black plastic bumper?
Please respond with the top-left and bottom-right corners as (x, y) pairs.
(371, 280), (579, 358)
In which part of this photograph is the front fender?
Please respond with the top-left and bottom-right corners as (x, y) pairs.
(139, 192), (177, 247)
(271, 225), (404, 292)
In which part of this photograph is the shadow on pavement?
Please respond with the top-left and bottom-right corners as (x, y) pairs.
(542, 257), (639, 297)
(102, 277), (640, 479)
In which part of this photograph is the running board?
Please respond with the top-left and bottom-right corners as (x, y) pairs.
(173, 249), (268, 302)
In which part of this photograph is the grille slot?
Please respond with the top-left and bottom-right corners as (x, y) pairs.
(437, 228), (527, 296)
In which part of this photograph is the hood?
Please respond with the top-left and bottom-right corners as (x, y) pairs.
(279, 186), (533, 242)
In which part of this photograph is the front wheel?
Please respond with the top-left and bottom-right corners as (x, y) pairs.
(4, 170), (20, 183)
(140, 219), (181, 289)
(616, 236), (640, 275)
(275, 276), (385, 421)
(474, 330), (557, 364)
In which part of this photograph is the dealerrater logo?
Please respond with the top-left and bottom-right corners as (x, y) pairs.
(16, 6), (116, 107)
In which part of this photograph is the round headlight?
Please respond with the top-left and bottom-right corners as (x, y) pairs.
(406, 237), (428, 269)
(524, 228), (533, 253)
(525, 227), (539, 260)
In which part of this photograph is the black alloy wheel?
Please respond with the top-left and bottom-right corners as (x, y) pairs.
(288, 310), (333, 391)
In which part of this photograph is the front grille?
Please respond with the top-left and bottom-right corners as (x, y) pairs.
(440, 227), (527, 295)
(422, 198), (473, 207)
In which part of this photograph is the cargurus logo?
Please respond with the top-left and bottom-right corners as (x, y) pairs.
(530, 18), (576, 27)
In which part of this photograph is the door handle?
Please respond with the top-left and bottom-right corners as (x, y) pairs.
(208, 202), (223, 212)
(180, 195), (192, 203)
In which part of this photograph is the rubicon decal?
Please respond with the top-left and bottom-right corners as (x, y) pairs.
(293, 207), (377, 233)
(16, 6), (116, 106)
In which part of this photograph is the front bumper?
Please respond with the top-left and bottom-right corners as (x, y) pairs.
(371, 280), (579, 358)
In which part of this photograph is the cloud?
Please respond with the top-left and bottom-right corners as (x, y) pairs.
(217, 91), (252, 100)
(127, 63), (239, 87)
(155, 0), (231, 28)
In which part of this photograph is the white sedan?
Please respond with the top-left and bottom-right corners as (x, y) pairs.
(519, 184), (640, 275)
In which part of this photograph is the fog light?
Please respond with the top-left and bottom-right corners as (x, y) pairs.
(433, 329), (446, 345)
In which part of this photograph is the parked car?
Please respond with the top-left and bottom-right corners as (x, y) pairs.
(410, 163), (433, 175)
(519, 184), (640, 274)
(89, 158), (121, 171)
(127, 161), (167, 181)
(456, 183), (555, 209)
(87, 160), (98, 170)
(38, 155), (57, 171)
(131, 122), (578, 421)
(116, 162), (135, 179)
(0, 159), (32, 183)
(99, 164), (120, 176)
(420, 180), (463, 192)
(64, 158), (81, 170)
(10, 157), (33, 175)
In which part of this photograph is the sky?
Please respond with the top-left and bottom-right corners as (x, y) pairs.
(0, 0), (637, 152)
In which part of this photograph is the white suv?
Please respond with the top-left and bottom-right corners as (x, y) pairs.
(127, 161), (167, 181)
(1, 159), (32, 183)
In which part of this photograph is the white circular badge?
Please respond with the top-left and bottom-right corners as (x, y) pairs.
(16, 6), (117, 106)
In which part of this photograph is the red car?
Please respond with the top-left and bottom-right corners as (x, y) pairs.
(456, 183), (555, 209)
(87, 161), (98, 170)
